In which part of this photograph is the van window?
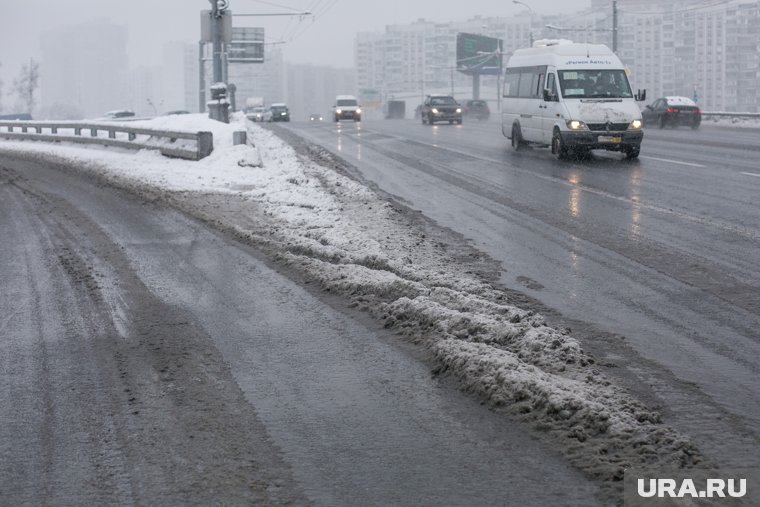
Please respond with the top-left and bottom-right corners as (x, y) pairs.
(558, 69), (633, 99)
(504, 66), (547, 98)
(503, 71), (520, 97)
(337, 99), (358, 106)
(546, 73), (557, 96)
(517, 72), (536, 97)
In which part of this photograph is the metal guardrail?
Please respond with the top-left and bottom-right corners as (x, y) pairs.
(701, 111), (760, 118)
(0, 121), (213, 160)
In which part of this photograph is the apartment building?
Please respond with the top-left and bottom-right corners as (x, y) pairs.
(593, 0), (760, 111)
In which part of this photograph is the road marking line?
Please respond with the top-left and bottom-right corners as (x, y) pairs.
(640, 156), (706, 168)
(741, 172), (760, 178)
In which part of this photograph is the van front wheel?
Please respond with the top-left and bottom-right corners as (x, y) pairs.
(552, 130), (569, 160)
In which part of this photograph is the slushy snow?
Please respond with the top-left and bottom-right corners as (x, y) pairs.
(0, 112), (703, 494)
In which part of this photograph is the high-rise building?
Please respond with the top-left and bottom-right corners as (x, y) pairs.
(592, 0), (760, 111)
(286, 64), (355, 120)
(162, 42), (200, 113)
(229, 46), (285, 109)
(40, 19), (128, 118)
(354, 15), (540, 107)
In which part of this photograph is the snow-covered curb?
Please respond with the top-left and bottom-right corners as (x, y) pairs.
(0, 112), (701, 495)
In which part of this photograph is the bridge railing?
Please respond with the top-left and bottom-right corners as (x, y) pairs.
(0, 121), (213, 160)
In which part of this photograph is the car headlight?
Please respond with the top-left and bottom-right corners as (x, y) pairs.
(431, 108), (439, 114)
(356, 108), (362, 114)
(336, 108), (342, 114)
(566, 119), (588, 130)
(281, 112), (287, 115)
(629, 119), (642, 129)
(456, 108), (462, 113)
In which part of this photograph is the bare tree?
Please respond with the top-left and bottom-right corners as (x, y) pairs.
(13, 58), (40, 114)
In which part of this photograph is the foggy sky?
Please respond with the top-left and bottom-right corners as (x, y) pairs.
(1, 0), (589, 87)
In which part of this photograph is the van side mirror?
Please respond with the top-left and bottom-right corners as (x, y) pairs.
(543, 88), (557, 102)
(635, 89), (647, 102)
(645, 104), (652, 110)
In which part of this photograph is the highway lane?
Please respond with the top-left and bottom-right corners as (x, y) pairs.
(279, 118), (760, 470)
(0, 154), (602, 505)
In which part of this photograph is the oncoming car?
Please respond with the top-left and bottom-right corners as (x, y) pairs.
(642, 96), (701, 129)
(501, 40), (646, 160)
(421, 95), (462, 125)
(268, 103), (290, 122)
(333, 95), (362, 122)
(246, 106), (267, 122)
(309, 113), (323, 121)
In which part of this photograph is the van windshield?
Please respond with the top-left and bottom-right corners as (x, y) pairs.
(337, 99), (358, 106)
(558, 69), (632, 99)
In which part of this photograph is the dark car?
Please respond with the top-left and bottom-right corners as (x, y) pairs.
(268, 103), (290, 122)
(101, 110), (136, 120)
(462, 99), (490, 121)
(309, 113), (323, 121)
(421, 95), (462, 125)
(642, 96), (701, 129)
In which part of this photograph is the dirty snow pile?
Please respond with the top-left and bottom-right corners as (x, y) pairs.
(0, 113), (701, 487)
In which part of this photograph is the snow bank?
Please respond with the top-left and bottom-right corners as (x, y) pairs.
(0, 111), (701, 495)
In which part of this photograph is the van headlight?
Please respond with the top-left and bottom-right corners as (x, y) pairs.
(629, 119), (642, 129)
(431, 108), (439, 114)
(336, 108), (343, 114)
(456, 108), (462, 113)
(356, 108), (362, 114)
(566, 120), (588, 130)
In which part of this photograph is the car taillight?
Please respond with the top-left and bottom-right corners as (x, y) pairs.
(666, 107), (677, 113)
(695, 108), (701, 114)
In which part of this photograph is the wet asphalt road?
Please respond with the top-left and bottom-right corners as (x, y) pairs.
(281, 119), (760, 470)
(0, 156), (603, 505)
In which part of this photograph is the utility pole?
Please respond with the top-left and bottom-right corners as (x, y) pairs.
(612, 0), (618, 53)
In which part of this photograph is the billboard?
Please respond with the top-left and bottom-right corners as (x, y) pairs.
(456, 33), (503, 75)
(228, 27), (265, 63)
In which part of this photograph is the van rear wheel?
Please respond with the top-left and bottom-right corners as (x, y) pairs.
(511, 124), (525, 151)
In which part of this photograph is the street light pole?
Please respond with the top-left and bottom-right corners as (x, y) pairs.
(612, 0), (618, 53)
(513, 0), (535, 46)
(210, 0), (226, 83)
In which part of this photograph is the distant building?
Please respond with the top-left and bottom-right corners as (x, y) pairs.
(285, 64), (355, 120)
(357, 2), (760, 113)
(127, 66), (162, 117)
(40, 19), (129, 118)
(590, 0), (760, 112)
(226, 46), (285, 111)
(162, 42), (200, 113)
(355, 15), (544, 108)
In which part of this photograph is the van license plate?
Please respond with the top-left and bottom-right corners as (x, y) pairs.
(599, 136), (622, 143)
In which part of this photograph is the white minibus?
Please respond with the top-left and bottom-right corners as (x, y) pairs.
(501, 39), (646, 159)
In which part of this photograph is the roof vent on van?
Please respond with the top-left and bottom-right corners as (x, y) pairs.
(532, 38), (573, 47)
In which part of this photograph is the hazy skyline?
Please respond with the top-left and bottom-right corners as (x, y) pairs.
(1, 0), (590, 89)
